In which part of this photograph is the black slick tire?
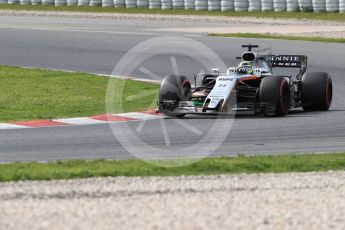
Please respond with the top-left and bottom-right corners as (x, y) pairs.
(259, 76), (291, 116)
(301, 72), (332, 111)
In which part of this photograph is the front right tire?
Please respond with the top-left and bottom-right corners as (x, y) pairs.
(158, 75), (191, 117)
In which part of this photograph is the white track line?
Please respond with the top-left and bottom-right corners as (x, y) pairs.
(53, 117), (108, 126)
(0, 123), (29, 129)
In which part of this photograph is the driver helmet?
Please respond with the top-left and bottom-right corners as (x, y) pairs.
(237, 61), (254, 74)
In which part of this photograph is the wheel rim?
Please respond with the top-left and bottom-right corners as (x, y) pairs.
(182, 80), (191, 100)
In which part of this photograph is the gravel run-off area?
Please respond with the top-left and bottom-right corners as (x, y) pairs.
(0, 10), (344, 38)
(1, 171), (345, 229)
(0, 10), (343, 25)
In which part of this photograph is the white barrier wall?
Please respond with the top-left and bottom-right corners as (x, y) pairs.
(1, 0), (344, 12)
(67, 0), (78, 5)
(221, 0), (234, 11)
(43, 0), (54, 4)
(161, 0), (172, 9)
(55, 0), (67, 5)
(114, 0), (125, 7)
(313, 0), (326, 12)
(137, 0), (148, 8)
(274, 0), (287, 11)
(208, 0), (221, 11)
(172, 0), (184, 9)
(90, 0), (101, 5)
(287, 0), (299, 11)
(125, 0), (136, 7)
(326, 0), (339, 12)
(298, 0), (313, 11)
(20, 0), (30, 4)
(102, 0), (113, 6)
(249, 0), (261, 11)
(195, 0), (208, 10)
(262, 0), (274, 10)
(340, 0), (345, 12)
(78, 0), (89, 5)
(185, 0), (195, 9)
(234, 0), (248, 11)
(31, 0), (42, 4)
(150, 0), (161, 8)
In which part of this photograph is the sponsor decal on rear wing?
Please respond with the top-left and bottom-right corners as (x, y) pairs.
(266, 55), (307, 68)
(261, 55), (308, 79)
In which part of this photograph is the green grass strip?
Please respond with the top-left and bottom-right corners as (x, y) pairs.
(0, 5), (345, 22)
(208, 33), (345, 43)
(1, 153), (345, 182)
(0, 65), (159, 122)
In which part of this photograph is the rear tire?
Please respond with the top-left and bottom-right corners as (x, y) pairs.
(301, 72), (332, 111)
(259, 76), (291, 116)
(158, 75), (191, 117)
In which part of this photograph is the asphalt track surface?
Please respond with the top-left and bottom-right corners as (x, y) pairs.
(0, 16), (344, 162)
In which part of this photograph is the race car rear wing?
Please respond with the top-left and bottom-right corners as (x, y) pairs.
(261, 55), (308, 80)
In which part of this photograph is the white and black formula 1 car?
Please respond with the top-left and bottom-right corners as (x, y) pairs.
(158, 44), (333, 117)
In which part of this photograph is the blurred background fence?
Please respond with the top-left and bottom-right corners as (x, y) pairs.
(0, 0), (344, 13)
